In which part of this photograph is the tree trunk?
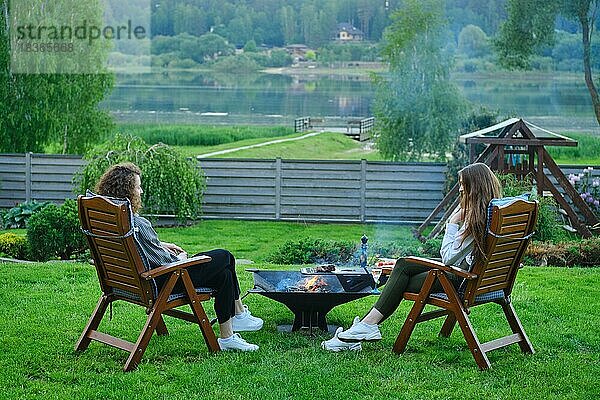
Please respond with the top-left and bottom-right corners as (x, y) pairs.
(580, 15), (600, 125)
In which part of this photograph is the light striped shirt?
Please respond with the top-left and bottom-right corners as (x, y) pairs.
(133, 215), (178, 269)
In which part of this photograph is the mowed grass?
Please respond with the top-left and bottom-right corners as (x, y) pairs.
(192, 132), (383, 160)
(1, 220), (599, 399)
(546, 132), (600, 165)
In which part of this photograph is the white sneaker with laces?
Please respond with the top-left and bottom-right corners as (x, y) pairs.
(232, 305), (264, 332)
(321, 327), (362, 352)
(217, 333), (259, 351)
(337, 316), (382, 342)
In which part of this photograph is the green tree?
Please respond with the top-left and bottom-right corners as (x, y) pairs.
(495, 0), (600, 125)
(373, 0), (467, 161)
(243, 39), (258, 53)
(0, 0), (114, 154)
(458, 24), (490, 58)
(76, 133), (205, 221)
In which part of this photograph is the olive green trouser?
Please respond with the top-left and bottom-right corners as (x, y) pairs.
(373, 258), (462, 322)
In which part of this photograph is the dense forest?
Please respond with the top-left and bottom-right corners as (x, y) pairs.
(149, 0), (508, 47)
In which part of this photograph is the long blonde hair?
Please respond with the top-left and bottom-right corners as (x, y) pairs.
(95, 162), (142, 213)
(459, 163), (502, 262)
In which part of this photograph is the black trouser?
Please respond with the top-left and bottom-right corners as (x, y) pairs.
(156, 249), (240, 324)
(373, 258), (462, 323)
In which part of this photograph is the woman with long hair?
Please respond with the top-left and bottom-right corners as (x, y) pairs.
(95, 162), (263, 351)
(322, 162), (502, 351)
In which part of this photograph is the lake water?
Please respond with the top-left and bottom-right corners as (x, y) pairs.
(103, 71), (600, 134)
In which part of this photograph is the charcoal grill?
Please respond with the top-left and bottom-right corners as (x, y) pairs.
(247, 268), (377, 333)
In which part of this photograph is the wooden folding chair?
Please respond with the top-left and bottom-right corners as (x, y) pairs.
(393, 197), (538, 369)
(75, 194), (220, 372)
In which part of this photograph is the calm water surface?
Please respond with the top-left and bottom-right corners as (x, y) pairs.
(103, 71), (599, 134)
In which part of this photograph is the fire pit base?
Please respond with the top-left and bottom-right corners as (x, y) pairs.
(247, 269), (377, 333)
(276, 324), (339, 334)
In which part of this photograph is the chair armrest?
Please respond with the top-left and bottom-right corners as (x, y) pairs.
(403, 256), (478, 280)
(140, 255), (212, 280)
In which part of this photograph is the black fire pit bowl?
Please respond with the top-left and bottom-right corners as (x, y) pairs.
(247, 269), (376, 333)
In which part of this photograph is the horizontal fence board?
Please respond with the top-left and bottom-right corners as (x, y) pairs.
(31, 182), (76, 191)
(281, 180), (359, 189)
(281, 197), (361, 207)
(365, 171), (447, 183)
(199, 159), (276, 169)
(366, 181), (444, 191)
(202, 169), (275, 178)
(205, 177), (275, 188)
(203, 195), (275, 205)
(0, 181), (26, 190)
(2, 154), (592, 225)
(282, 187), (361, 198)
(366, 162), (446, 172)
(204, 186), (276, 196)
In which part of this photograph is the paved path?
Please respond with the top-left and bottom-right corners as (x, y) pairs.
(196, 130), (326, 158)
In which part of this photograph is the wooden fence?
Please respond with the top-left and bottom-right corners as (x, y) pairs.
(0, 153), (86, 209)
(198, 159), (446, 223)
(1, 153), (597, 224)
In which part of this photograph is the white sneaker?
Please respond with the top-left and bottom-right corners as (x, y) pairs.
(232, 305), (264, 332)
(337, 316), (382, 342)
(218, 333), (259, 351)
(321, 327), (362, 352)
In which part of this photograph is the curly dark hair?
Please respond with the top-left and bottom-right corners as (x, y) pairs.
(95, 162), (142, 213)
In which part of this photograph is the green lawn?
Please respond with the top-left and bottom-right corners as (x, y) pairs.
(187, 131), (384, 160)
(1, 220), (599, 399)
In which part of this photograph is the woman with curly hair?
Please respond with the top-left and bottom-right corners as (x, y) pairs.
(322, 162), (502, 351)
(95, 162), (263, 351)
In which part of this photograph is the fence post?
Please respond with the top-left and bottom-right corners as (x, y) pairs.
(360, 159), (367, 223)
(275, 157), (282, 220)
(25, 152), (32, 202)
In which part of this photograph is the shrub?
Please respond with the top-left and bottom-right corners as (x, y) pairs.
(525, 237), (600, 267)
(267, 238), (355, 265)
(267, 238), (442, 265)
(0, 232), (29, 259)
(26, 199), (87, 261)
(2, 200), (51, 229)
(497, 173), (568, 243)
(75, 133), (205, 221)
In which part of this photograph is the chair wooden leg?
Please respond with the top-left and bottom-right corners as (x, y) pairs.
(124, 272), (180, 372)
(181, 271), (220, 352)
(501, 300), (534, 354)
(393, 271), (437, 354)
(453, 305), (491, 370)
(439, 314), (457, 338)
(75, 295), (110, 352)
(156, 316), (169, 336)
(438, 274), (491, 370)
(124, 307), (165, 371)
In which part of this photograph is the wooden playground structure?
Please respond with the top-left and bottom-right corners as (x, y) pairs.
(416, 118), (599, 240)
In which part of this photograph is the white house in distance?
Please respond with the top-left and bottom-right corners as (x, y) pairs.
(333, 23), (364, 41)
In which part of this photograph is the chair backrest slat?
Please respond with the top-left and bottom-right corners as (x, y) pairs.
(78, 195), (154, 306)
(464, 198), (538, 305)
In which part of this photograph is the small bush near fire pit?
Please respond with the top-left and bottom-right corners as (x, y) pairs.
(525, 237), (600, 267)
(267, 237), (443, 265)
(267, 238), (355, 264)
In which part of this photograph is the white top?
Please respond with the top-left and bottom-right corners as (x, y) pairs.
(440, 223), (474, 270)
